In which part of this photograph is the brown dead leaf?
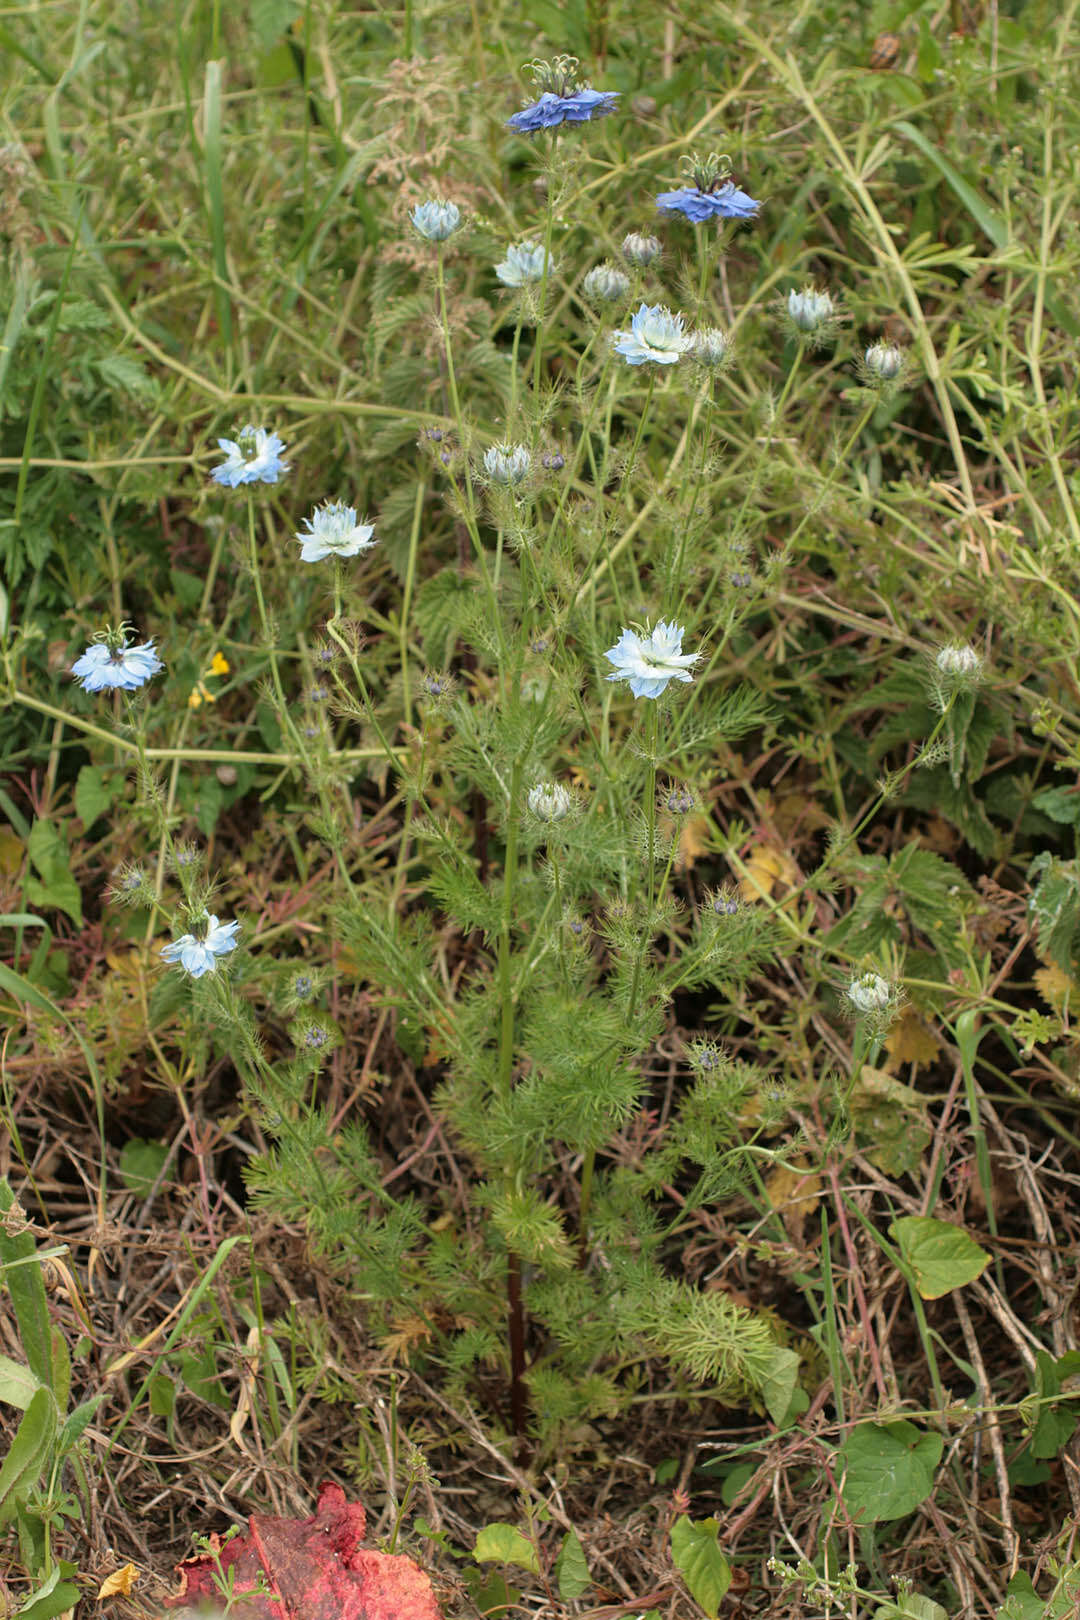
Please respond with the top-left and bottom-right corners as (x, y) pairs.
(0, 826), (23, 877)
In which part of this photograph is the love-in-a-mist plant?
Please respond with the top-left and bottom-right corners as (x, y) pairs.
(230, 66), (807, 1453)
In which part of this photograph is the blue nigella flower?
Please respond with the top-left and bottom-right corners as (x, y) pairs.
(507, 87), (619, 133)
(605, 620), (700, 699)
(211, 425), (289, 487)
(410, 199), (461, 241)
(160, 915), (240, 979)
(495, 241), (551, 288)
(612, 303), (693, 366)
(295, 501), (377, 562)
(655, 180), (761, 222)
(72, 632), (164, 693)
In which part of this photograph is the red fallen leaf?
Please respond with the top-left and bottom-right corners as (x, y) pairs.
(165, 1481), (443, 1620)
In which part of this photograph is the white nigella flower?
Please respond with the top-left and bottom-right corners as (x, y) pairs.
(160, 915), (240, 979)
(527, 782), (572, 823)
(612, 303), (693, 366)
(483, 443), (531, 485)
(495, 241), (551, 287)
(936, 643), (982, 678)
(847, 971), (891, 1013)
(211, 424), (288, 486)
(605, 620), (700, 699)
(295, 502), (377, 562)
(787, 287), (834, 334)
(410, 199), (461, 241)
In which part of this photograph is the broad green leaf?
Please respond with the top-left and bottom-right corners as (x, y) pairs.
(996, 1571), (1076, 1620)
(890, 1216), (991, 1298)
(839, 1421), (943, 1523)
(670, 1516), (731, 1618)
(0, 1387), (56, 1523)
(756, 1345), (803, 1426)
(554, 1529), (591, 1600)
(16, 1578), (81, 1620)
(0, 1355), (40, 1410)
(74, 765), (112, 827)
(0, 1178), (53, 1388)
(461, 1568), (520, 1618)
(875, 1594), (948, 1620)
(473, 1524), (540, 1575)
(119, 1138), (170, 1195)
(25, 819), (82, 926)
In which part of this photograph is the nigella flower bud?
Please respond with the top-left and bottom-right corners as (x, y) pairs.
(495, 241), (551, 287)
(483, 443), (531, 485)
(410, 199), (462, 241)
(583, 263), (630, 303)
(527, 782), (572, 823)
(787, 286), (834, 336)
(666, 786), (694, 815)
(541, 451), (565, 472)
(692, 327), (733, 369)
(711, 892), (738, 917)
(423, 671), (453, 700)
(730, 569), (753, 588)
(622, 230), (661, 267)
(936, 643), (982, 679)
(847, 971), (891, 1013)
(865, 340), (903, 381)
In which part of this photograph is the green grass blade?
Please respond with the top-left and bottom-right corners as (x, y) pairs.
(203, 59), (233, 355)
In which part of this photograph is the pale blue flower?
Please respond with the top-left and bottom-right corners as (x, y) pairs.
(295, 502), (376, 562)
(847, 971), (891, 1013)
(495, 241), (550, 288)
(72, 635), (163, 693)
(612, 303), (693, 366)
(655, 181), (761, 222)
(605, 620), (700, 699)
(160, 915), (240, 979)
(411, 199), (461, 241)
(583, 263), (630, 304)
(211, 425), (289, 487)
(527, 782), (572, 822)
(508, 87), (618, 133)
(484, 443), (531, 485)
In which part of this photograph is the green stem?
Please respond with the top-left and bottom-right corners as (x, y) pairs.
(627, 702), (659, 1022)
(531, 161), (558, 400)
(496, 756), (525, 1103)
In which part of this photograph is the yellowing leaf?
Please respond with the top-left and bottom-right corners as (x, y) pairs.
(739, 843), (799, 904)
(1034, 964), (1077, 1012)
(677, 814), (711, 872)
(883, 1011), (941, 1072)
(97, 1562), (138, 1599)
(0, 826), (24, 877)
(764, 1159), (822, 1247)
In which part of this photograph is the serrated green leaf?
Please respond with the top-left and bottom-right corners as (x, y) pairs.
(890, 1216), (991, 1298)
(874, 1593), (948, 1620)
(839, 1421), (943, 1523)
(473, 1523), (540, 1575)
(555, 1529), (591, 1600)
(670, 1516), (731, 1618)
